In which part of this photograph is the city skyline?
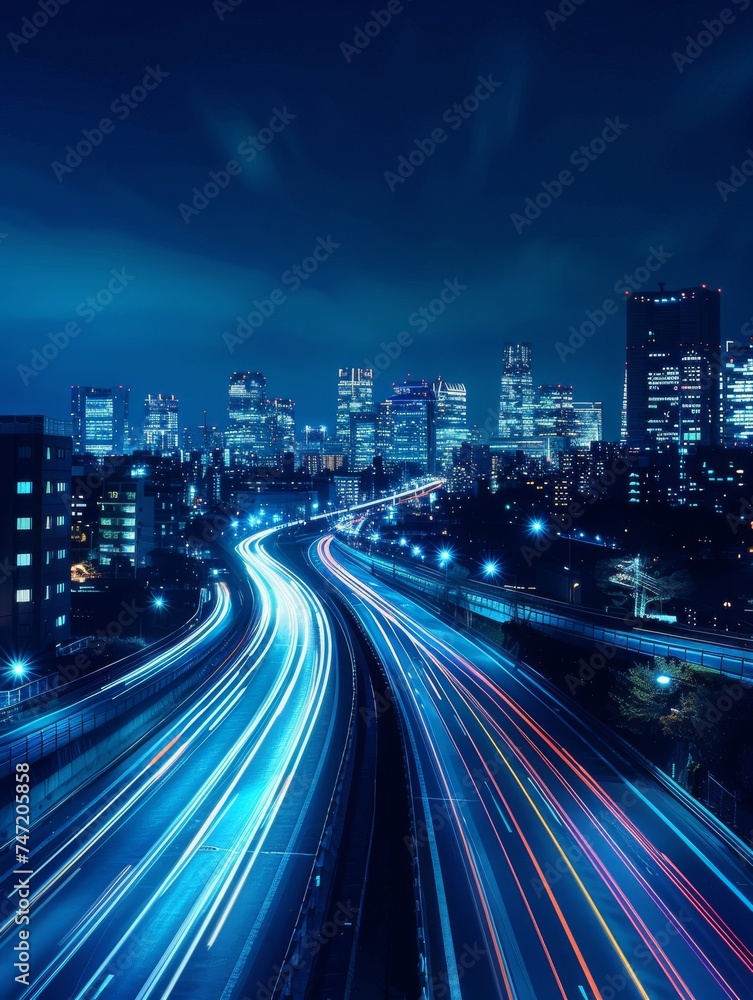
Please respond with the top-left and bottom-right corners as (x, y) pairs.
(5, 0), (753, 439)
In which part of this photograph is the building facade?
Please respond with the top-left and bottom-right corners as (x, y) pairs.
(0, 415), (72, 665)
(625, 286), (721, 451)
(143, 394), (180, 453)
(498, 342), (535, 440)
(433, 378), (468, 474)
(71, 385), (130, 457)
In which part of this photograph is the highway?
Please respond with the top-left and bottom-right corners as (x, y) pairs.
(0, 583), (233, 776)
(0, 526), (352, 999)
(313, 535), (753, 1000)
(355, 544), (753, 680)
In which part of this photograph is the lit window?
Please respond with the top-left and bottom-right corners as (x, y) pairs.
(56, 515), (65, 526)
(16, 518), (32, 530)
(57, 549), (66, 559)
(16, 590), (31, 603)
(55, 615), (66, 627)
(16, 554), (31, 567)
(17, 446), (32, 459)
(56, 583), (65, 594)
(16, 482), (32, 494)
(45, 586), (50, 600)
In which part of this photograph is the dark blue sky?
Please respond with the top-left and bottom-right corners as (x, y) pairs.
(3, 0), (753, 438)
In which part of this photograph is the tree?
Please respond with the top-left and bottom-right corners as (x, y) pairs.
(609, 661), (674, 734)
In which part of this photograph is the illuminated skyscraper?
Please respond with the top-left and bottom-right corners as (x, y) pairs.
(269, 397), (296, 457)
(386, 379), (436, 474)
(349, 412), (377, 471)
(572, 401), (603, 447)
(498, 343), (535, 439)
(226, 372), (270, 462)
(71, 386), (130, 457)
(535, 385), (574, 440)
(433, 378), (468, 473)
(723, 339), (753, 446)
(625, 286), (721, 450)
(336, 368), (374, 445)
(143, 394), (179, 453)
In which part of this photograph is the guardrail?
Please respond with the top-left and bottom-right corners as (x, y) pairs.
(351, 546), (753, 681)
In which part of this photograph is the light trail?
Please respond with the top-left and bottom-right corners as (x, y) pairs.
(314, 534), (753, 1000)
(1, 526), (343, 1000)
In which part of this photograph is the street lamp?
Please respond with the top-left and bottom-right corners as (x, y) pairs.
(10, 660), (27, 681)
(483, 559), (499, 581)
(656, 674), (673, 687)
(438, 548), (453, 589)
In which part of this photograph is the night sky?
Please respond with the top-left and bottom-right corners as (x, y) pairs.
(3, 0), (753, 439)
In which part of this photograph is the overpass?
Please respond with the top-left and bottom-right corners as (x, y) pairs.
(338, 540), (753, 681)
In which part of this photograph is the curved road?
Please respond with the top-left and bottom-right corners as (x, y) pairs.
(313, 535), (753, 1000)
(0, 526), (352, 1000)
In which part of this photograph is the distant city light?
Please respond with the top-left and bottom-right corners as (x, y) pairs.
(411, 545), (422, 557)
(483, 560), (499, 579)
(530, 519), (545, 534)
(153, 596), (165, 609)
(399, 537), (407, 547)
(11, 660), (27, 678)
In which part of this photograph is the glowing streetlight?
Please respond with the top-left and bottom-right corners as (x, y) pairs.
(530, 519), (545, 535)
(483, 560), (499, 580)
(10, 660), (27, 680)
(656, 674), (672, 686)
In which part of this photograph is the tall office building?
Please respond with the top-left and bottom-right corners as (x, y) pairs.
(572, 401), (603, 447)
(498, 343), (535, 440)
(143, 394), (179, 453)
(226, 372), (270, 462)
(336, 368), (374, 445)
(535, 385), (574, 440)
(0, 415), (72, 663)
(385, 379), (436, 474)
(723, 339), (753, 446)
(433, 378), (468, 473)
(269, 397), (296, 457)
(71, 386), (130, 457)
(625, 286), (721, 450)
(349, 412), (377, 471)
